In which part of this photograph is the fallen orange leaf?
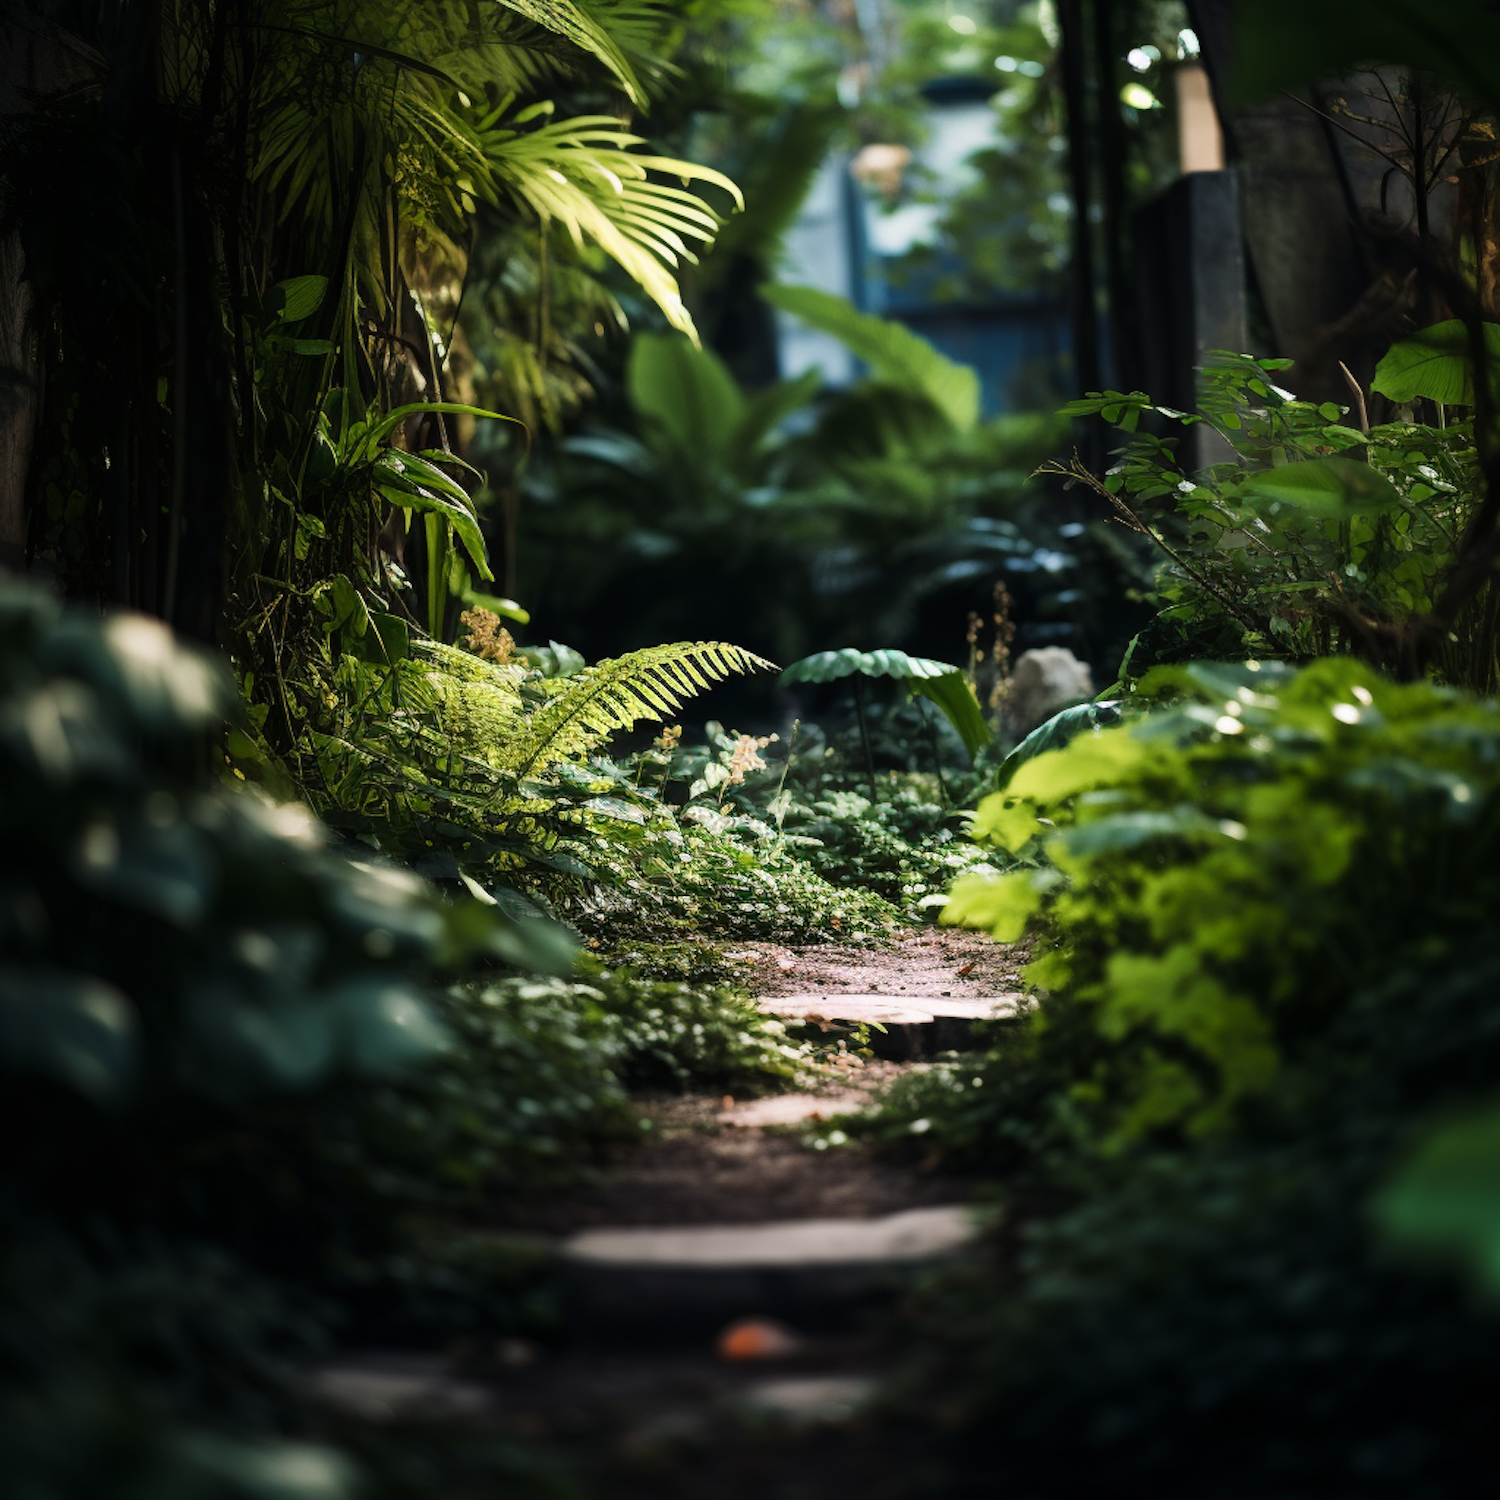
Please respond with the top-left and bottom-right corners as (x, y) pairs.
(715, 1317), (801, 1361)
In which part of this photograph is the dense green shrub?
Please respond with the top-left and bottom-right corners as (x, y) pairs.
(0, 581), (579, 1498)
(944, 656), (1500, 1148)
(866, 658), (1500, 1497)
(1056, 349), (1497, 689)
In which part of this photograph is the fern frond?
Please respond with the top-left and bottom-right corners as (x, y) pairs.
(410, 640), (530, 763)
(509, 642), (775, 777)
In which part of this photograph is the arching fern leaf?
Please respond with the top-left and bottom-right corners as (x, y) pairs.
(511, 642), (775, 776)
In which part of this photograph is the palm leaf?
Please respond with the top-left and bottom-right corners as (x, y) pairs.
(480, 111), (742, 339)
(498, 0), (646, 104)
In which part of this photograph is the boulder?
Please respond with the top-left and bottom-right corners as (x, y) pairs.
(1003, 647), (1094, 739)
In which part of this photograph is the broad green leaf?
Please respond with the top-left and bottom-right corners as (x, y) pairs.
(330, 978), (451, 1077)
(910, 670), (992, 762)
(0, 967), (138, 1103)
(1374, 1100), (1500, 1295)
(1371, 319), (1500, 406)
(1053, 808), (1232, 858)
(998, 701), (1124, 785)
(761, 285), (982, 431)
(463, 590), (530, 624)
(780, 648), (960, 685)
(942, 869), (1048, 942)
(627, 334), (745, 458)
(330, 574), (369, 638)
(970, 791), (1045, 854)
(350, 611), (410, 668)
(184, 982), (336, 1092)
(375, 471), (492, 583)
(271, 275), (328, 324)
(1009, 729), (1152, 803)
(39, 611), (230, 737)
(733, 368), (823, 464)
(1236, 457), (1404, 520)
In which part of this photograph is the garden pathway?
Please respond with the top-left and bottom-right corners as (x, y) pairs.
(312, 927), (1025, 1495)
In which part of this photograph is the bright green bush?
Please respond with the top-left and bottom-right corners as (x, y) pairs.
(944, 656), (1500, 1148)
(867, 658), (1500, 1497)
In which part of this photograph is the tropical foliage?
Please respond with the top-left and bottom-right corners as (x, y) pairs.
(865, 657), (1500, 1496)
(514, 288), (1141, 676)
(1050, 347), (1500, 689)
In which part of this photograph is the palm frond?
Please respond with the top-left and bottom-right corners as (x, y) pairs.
(498, 0), (646, 103)
(480, 111), (742, 338)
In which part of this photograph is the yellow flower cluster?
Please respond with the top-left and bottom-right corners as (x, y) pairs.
(653, 724), (683, 753)
(460, 607), (517, 664)
(726, 732), (778, 784)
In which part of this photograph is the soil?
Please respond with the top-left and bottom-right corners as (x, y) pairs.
(490, 931), (1022, 1236)
(722, 925), (1028, 1000)
(491, 1072), (972, 1234)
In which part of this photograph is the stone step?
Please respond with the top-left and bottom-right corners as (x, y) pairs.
(715, 1091), (868, 1128)
(561, 1205), (981, 1341)
(761, 992), (1030, 1058)
(307, 1352), (495, 1423)
(738, 1373), (878, 1425)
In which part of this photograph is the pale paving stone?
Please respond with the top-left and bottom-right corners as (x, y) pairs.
(763, 993), (1027, 1022)
(762, 997), (939, 1025)
(563, 1205), (977, 1269)
(738, 1374), (878, 1423)
(758, 992), (1032, 1058)
(307, 1354), (492, 1421)
(715, 1092), (868, 1128)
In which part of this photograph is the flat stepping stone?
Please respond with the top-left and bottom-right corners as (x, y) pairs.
(761, 993), (1030, 1058)
(567, 1205), (974, 1268)
(561, 1206), (980, 1340)
(716, 1093), (868, 1128)
(738, 1374), (877, 1424)
(767, 998), (939, 1026)
(307, 1353), (493, 1422)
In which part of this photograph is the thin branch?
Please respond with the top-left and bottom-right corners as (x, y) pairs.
(1338, 360), (1370, 433)
(1037, 456), (1265, 633)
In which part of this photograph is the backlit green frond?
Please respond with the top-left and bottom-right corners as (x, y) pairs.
(510, 642), (775, 776)
(480, 111), (742, 339)
(412, 641), (529, 762)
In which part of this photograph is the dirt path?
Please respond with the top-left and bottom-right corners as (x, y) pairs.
(491, 1067), (968, 1234)
(723, 925), (1028, 1000)
(493, 927), (1020, 1235)
(316, 928), (1021, 1497)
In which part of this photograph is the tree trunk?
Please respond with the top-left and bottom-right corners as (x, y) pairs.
(0, 18), (91, 570)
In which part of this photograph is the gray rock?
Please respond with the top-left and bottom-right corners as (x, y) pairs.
(1004, 647), (1094, 739)
(307, 1353), (493, 1422)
